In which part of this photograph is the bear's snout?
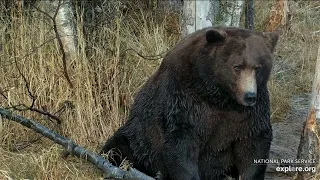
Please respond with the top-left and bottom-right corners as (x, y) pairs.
(244, 92), (257, 106)
(236, 69), (257, 106)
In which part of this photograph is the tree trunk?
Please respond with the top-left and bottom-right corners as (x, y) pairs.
(41, 0), (77, 56)
(295, 44), (320, 180)
(54, 0), (77, 56)
(245, 0), (254, 30)
(181, 0), (219, 36)
(158, 0), (182, 11)
(219, 0), (244, 27)
(38, 0), (77, 88)
(181, 0), (244, 36)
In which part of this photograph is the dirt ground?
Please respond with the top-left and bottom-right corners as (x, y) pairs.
(266, 93), (310, 180)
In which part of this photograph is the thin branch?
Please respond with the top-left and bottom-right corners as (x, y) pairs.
(11, 47), (62, 124)
(14, 64), (35, 108)
(0, 108), (155, 180)
(13, 47), (36, 108)
(5, 104), (61, 124)
(30, 107), (62, 124)
(33, 5), (54, 21)
(6, 60), (62, 123)
(0, 87), (8, 100)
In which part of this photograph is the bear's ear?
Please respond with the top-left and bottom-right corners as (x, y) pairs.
(206, 29), (226, 43)
(263, 31), (279, 52)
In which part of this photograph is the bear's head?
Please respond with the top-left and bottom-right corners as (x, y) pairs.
(183, 27), (279, 107)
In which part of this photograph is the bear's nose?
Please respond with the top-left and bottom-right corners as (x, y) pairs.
(244, 92), (256, 105)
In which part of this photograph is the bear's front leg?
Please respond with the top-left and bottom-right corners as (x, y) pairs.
(163, 130), (200, 180)
(234, 131), (272, 180)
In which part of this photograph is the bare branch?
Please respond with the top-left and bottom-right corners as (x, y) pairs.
(33, 6), (54, 21)
(13, 47), (36, 108)
(30, 107), (62, 124)
(5, 104), (62, 124)
(0, 108), (155, 180)
(0, 87), (8, 100)
(13, 60), (35, 108)
(9, 47), (62, 124)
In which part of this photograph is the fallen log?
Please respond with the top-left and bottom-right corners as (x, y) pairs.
(0, 108), (154, 180)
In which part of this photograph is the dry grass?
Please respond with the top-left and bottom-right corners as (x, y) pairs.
(254, 0), (320, 121)
(0, 0), (319, 179)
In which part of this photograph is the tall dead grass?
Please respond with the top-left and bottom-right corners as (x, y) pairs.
(276, 1), (319, 120)
(255, 0), (320, 121)
(0, 2), (176, 179)
(0, 0), (319, 179)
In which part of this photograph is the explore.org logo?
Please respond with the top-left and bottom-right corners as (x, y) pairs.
(253, 158), (317, 173)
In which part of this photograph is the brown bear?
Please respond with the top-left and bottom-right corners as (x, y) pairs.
(100, 27), (279, 180)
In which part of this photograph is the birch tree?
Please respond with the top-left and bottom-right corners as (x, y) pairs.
(181, 0), (244, 36)
(38, 0), (77, 88)
(182, 0), (217, 35)
(54, 0), (77, 56)
(219, 0), (244, 27)
(40, 0), (77, 57)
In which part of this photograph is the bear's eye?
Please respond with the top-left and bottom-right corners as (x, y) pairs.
(234, 65), (242, 72)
